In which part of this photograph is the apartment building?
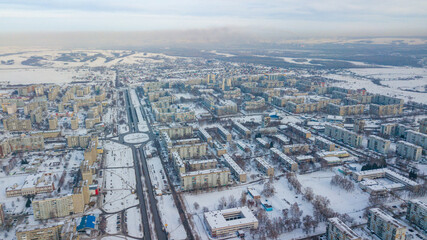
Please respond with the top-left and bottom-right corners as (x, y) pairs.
(142, 81), (163, 94)
(232, 121), (251, 138)
(159, 125), (193, 139)
(272, 96), (305, 107)
(16, 222), (63, 240)
(223, 154), (246, 182)
(406, 199), (426, 231)
(396, 141), (422, 161)
(3, 116), (32, 131)
(315, 136), (336, 151)
(324, 124), (362, 147)
(288, 123), (312, 139)
(372, 95), (404, 105)
(286, 98), (341, 113)
(48, 117), (58, 130)
(405, 130), (427, 150)
(202, 94), (238, 116)
(187, 159), (218, 171)
(32, 193), (85, 220)
(153, 107), (195, 123)
(326, 217), (361, 240)
(283, 144), (310, 155)
(420, 118), (427, 134)
(254, 157), (274, 177)
(198, 128), (212, 145)
(367, 208), (406, 240)
(204, 207), (258, 238)
(270, 147), (298, 171)
(327, 103), (365, 116)
(367, 135), (391, 154)
(66, 135), (98, 148)
(0, 135), (44, 158)
(168, 141), (207, 160)
(71, 116), (79, 130)
(370, 104), (403, 117)
(243, 97), (265, 110)
(85, 116), (101, 129)
(223, 88), (241, 99)
(180, 168), (230, 191)
(216, 125), (232, 142)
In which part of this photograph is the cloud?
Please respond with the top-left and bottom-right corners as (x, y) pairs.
(0, 0), (426, 37)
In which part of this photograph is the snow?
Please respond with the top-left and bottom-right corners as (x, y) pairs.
(157, 194), (187, 240)
(126, 206), (144, 238)
(105, 213), (119, 234)
(325, 67), (427, 103)
(298, 169), (369, 222)
(146, 156), (168, 191)
(123, 133), (149, 144)
(103, 141), (133, 168)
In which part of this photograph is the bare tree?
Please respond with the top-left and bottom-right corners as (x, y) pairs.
(193, 202), (199, 211)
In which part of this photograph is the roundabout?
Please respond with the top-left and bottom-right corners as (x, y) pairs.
(123, 133), (150, 144)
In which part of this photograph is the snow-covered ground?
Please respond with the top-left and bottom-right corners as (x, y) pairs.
(146, 157), (167, 191)
(157, 195), (187, 240)
(104, 141), (133, 168)
(298, 169), (370, 222)
(123, 133), (149, 144)
(325, 67), (427, 103)
(126, 206), (144, 238)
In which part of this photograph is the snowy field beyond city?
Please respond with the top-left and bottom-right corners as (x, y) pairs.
(0, 68), (79, 85)
(324, 67), (427, 103)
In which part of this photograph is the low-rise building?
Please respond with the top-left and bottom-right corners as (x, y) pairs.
(367, 208), (406, 240)
(6, 173), (55, 197)
(16, 222), (64, 240)
(204, 207), (258, 238)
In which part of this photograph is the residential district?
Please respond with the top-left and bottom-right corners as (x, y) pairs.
(0, 55), (426, 240)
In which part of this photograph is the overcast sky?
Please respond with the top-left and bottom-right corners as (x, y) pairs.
(1, 0), (427, 36)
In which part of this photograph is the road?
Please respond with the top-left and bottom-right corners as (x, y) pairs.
(123, 88), (168, 240)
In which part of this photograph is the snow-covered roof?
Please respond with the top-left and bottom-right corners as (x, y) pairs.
(204, 207), (258, 230)
(223, 154), (245, 176)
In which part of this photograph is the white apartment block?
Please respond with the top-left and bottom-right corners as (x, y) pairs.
(223, 154), (246, 183)
(270, 147), (298, 171)
(367, 208), (406, 240)
(406, 199), (426, 231)
(396, 141), (422, 161)
(326, 217), (361, 240)
(367, 135), (391, 154)
(406, 130), (427, 150)
(324, 124), (362, 147)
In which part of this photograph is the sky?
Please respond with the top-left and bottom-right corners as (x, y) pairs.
(1, 0), (427, 35)
(1, 0), (427, 48)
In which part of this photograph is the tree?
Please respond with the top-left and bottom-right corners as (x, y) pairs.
(202, 206), (209, 212)
(193, 202), (200, 210)
(218, 197), (227, 210)
(25, 198), (32, 208)
(290, 202), (303, 219)
(302, 215), (313, 234)
(303, 187), (314, 201)
(228, 195), (237, 208)
(239, 191), (247, 206)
